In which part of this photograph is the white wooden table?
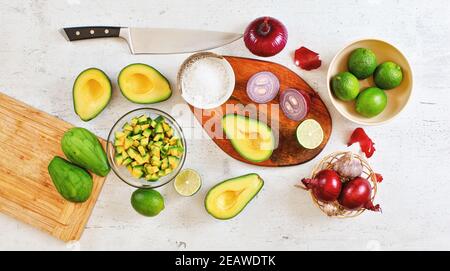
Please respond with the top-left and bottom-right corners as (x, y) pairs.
(1, 0), (449, 250)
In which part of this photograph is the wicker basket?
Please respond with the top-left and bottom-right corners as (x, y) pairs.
(307, 151), (378, 218)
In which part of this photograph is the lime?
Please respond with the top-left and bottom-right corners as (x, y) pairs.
(355, 87), (387, 118)
(131, 189), (165, 217)
(174, 169), (202, 196)
(296, 119), (324, 149)
(348, 48), (377, 79)
(331, 72), (360, 101)
(374, 61), (403, 89)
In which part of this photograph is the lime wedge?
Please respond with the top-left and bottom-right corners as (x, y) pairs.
(296, 119), (324, 149)
(174, 169), (202, 196)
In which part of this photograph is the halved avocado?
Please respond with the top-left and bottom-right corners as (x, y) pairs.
(205, 173), (264, 220)
(73, 68), (112, 121)
(118, 63), (172, 104)
(222, 114), (275, 163)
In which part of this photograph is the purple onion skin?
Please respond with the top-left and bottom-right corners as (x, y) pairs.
(244, 17), (288, 57)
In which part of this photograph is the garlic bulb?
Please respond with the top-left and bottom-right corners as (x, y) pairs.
(333, 152), (363, 178)
(322, 203), (339, 216)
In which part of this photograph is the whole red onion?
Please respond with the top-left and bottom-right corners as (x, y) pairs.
(338, 177), (381, 212)
(244, 16), (288, 57)
(301, 169), (342, 202)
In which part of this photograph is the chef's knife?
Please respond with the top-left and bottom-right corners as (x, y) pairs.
(61, 26), (242, 54)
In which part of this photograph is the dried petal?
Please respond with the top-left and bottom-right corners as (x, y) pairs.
(294, 46), (322, 71)
(348, 128), (376, 158)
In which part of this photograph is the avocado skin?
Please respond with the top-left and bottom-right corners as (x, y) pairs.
(48, 156), (93, 203)
(117, 63), (172, 104)
(61, 127), (110, 177)
(205, 173), (264, 220)
(73, 68), (112, 122)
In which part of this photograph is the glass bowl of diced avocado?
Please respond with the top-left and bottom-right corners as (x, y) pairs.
(107, 108), (186, 189)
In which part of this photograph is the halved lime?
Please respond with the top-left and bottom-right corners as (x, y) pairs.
(296, 119), (324, 149)
(174, 169), (202, 196)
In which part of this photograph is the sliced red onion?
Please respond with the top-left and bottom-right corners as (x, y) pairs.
(280, 88), (311, 121)
(246, 71), (280, 103)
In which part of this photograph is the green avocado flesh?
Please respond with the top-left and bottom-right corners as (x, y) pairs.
(205, 173), (264, 220)
(118, 63), (172, 104)
(73, 68), (112, 121)
(48, 156), (93, 203)
(222, 114), (275, 163)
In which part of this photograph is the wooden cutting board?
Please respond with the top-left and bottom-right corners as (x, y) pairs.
(190, 56), (332, 167)
(0, 93), (107, 241)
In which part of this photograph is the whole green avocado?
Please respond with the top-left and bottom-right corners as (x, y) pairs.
(48, 156), (93, 202)
(61, 127), (110, 176)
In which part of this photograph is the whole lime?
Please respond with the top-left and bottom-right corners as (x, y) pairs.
(348, 48), (377, 79)
(355, 87), (387, 118)
(331, 72), (360, 101)
(374, 61), (403, 90)
(131, 189), (165, 217)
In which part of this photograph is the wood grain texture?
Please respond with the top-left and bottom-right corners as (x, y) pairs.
(0, 93), (107, 242)
(190, 56), (332, 166)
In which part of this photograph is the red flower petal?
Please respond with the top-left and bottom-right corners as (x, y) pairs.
(348, 127), (376, 158)
(375, 173), (383, 183)
(294, 46), (322, 71)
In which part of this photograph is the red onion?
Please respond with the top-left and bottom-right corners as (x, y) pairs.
(301, 169), (342, 202)
(338, 177), (381, 212)
(280, 88), (311, 121)
(244, 16), (288, 57)
(246, 71), (280, 103)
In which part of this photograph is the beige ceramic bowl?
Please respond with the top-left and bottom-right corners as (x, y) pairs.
(327, 39), (413, 125)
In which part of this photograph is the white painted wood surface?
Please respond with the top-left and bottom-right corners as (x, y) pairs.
(0, 0), (449, 250)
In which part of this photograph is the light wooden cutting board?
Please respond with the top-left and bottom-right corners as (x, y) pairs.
(0, 93), (107, 242)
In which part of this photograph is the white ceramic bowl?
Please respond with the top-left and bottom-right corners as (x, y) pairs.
(327, 39), (413, 125)
(177, 52), (235, 109)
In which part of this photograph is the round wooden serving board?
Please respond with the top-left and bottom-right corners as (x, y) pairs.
(189, 56), (332, 167)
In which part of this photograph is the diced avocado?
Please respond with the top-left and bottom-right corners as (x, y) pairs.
(153, 133), (163, 141)
(151, 156), (161, 167)
(115, 131), (126, 139)
(222, 114), (274, 163)
(205, 173), (264, 220)
(135, 154), (147, 165)
(142, 154), (150, 164)
(161, 158), (168, 170)
(155, 116), (164, 123)
(145, 174), (159, 182)
(133, 125), (142, 135)
(153, 141), (163, 147)
(154, 123), (164, 134)
(115, 146), (125, 154)
(138, 146), (147, 156)
(123, 123), (133, 131)
(131, 166), (144, 178)
(169, 137), (179, 146)
(131, 134), (142, 141)
(131, 161), (139, 167)
(165, 128), (174, 138)
(150, 146), (160, 158)
(114, 137), (125, 147)
(124, 137), (134, 150)
(168, 146), (184, 158)
(121, 151), (129, 159)
(145, 165), (159, 174)
(122, 157), (133, 166)
(114, 154), (124, 165)
(132, 140), (140, 147)
(127, 148), (138, 159)
(142, 128), (152, 138)
(150, 120), (157, 128)
(168, 156), (180, 169)
(73, 68), (112, 122)
(157, 170), (166, 177)
(162, 122), (170, 132)
(140, 124), (150, 131)
(140, 137), (149, 146)
(130, 118), (138, 127)
(164, 168), (172, 175)
(138, 114), (148, 124)
(118, 63), (172, 104)
(126, 165), (133, 173)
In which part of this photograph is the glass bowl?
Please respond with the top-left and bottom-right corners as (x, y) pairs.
(106, 108), (187, 189)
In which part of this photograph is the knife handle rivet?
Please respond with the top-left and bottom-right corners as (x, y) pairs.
(104, 29), (109, 34)
(90, 29), (95, 35)
(75, 31), (80, 36)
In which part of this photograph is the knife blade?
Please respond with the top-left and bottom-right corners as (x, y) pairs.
(62, 26), (242, 54)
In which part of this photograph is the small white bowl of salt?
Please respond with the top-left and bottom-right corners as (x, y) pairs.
(177, 52), (235, 109)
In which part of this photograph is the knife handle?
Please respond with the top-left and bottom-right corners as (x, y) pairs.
(62, 26), (121, 41)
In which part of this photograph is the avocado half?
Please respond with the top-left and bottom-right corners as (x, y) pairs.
(222, 114), (275, 163)
(73, 68), (112, 121)
(118, 63), (172, 104)
(205, 173), (264, 220)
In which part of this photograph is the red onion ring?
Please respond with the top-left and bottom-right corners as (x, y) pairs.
(280, 88), (311, 121)
(246, 71), (280, 103)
